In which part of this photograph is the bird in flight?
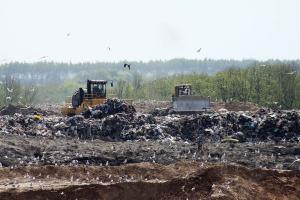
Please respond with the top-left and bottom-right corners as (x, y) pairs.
(1, 66), (9, 69)
(67, 33), (70, 36)
(7, 88), (14, 92)
(29, 88), (35, 92)
(6, 97), (12, 102)
(1, 59), (7, 63)
(39, 56), (48, 59)
(124, 63), (130, 70)
(286, 71), (296, 75)
(108, 47), (111, 51)
(196, 48), (201, 52)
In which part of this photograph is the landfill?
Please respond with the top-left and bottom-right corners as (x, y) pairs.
(1, 100), (300, 199)
(0, 99), (299, 145)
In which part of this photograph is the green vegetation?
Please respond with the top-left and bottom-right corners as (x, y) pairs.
(0, 59), (299, 110)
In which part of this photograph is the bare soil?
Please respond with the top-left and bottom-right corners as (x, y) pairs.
(133, 100), (263, 113)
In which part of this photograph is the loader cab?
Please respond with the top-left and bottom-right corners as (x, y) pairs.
(175, 84), (192, 97)
(87, 79), (107, 98)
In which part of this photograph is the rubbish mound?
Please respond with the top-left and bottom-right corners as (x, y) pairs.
(82, 99), (136, 119)
(0, 103), (299, 145)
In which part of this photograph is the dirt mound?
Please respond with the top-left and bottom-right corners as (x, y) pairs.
(0, 105), (59, 116)
(211, 100), (262, 112)
(133, 100), (262, 113)
(133, 100), (172, 114)
(0, 162), (300, 200)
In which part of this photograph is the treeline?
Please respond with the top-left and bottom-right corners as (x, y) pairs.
(0, 61), (299, 110)
(1, 58), (299, 85)
(114, 61), (300, 110)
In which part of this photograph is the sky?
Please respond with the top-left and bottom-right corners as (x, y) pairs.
(0, 0), (299, 64)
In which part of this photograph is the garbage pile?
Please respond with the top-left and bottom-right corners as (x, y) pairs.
(82, 98), (136, 119)
(0, 104), (300, 144)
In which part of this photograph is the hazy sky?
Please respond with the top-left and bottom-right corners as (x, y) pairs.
(1, 0), (299, 64)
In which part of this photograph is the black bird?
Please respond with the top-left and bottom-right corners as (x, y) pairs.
(196, 48), (201, 52)
(124, 63), (130, 70)
(108, 47), (111, 51)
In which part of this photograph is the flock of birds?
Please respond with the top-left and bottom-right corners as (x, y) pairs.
(5, 87), (35, 103)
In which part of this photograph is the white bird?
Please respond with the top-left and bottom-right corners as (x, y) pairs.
(46, 97), (51, 101)
(123, 159), (127, 164)
(1, 65), (9, 69)
(29, 88), (34, 92)
(39, 56), (48, 59)
(185, 173), (189, 178)
(7, 88), (14, 92)
(196, 48), (201, 52)
(6, 97), (12, 102)
(67, 33), (70, 36)
(291, 159), (300, 165)
(286, 71), (296, 75)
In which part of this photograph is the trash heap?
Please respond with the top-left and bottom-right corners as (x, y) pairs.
(0, 103), (300, 143)
(82, 98), (136, 119)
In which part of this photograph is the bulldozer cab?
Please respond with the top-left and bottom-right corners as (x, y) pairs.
(175, 84), (192, 97)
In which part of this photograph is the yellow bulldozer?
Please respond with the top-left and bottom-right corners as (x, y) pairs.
(61, 79), (133, 116)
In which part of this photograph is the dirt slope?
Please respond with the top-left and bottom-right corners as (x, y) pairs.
(0, 162), (300, 200)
